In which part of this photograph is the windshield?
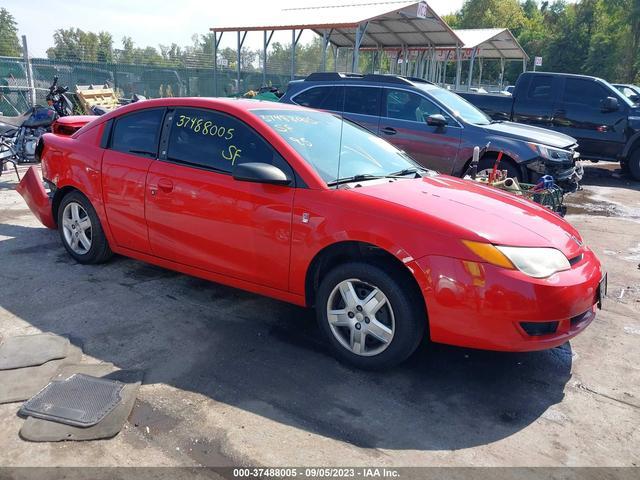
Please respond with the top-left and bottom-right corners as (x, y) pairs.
(600, 79), (635, 108)
(254, 109), (424, 185)
(421, 86), (492, 125)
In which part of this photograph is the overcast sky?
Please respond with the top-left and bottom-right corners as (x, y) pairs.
(4, 0), (468, 57)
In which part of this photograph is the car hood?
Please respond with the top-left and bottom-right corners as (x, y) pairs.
(353, 175), (583, 258)
(481, 121), (577, 149)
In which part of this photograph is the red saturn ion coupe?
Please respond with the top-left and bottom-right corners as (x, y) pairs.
(17, 98), (606, 369)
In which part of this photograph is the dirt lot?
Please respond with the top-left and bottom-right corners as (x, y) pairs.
(0, 162), (638, 468)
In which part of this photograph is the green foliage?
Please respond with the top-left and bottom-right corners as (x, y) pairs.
(0, 8), (21, 57)
(454, 0), (640, 84)
(47, 28), (114, 62)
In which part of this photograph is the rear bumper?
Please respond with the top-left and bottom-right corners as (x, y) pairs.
(15, 166), (56, 229)
(417, 249), (603, 352)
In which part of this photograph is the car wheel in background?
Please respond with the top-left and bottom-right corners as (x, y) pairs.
(477, 155), (523, 182)
(628, 149), (640, 181)
(57, 191), (113, 264)
(316, 262), (426, 370)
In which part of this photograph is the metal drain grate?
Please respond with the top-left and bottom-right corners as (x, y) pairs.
(20, 374), (124, 427)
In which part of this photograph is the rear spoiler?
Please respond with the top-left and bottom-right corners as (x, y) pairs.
(51, 115), (98, 136)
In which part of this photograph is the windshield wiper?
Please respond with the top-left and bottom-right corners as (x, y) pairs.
(327, 174), (385, 186)
(386, 168), (425, 178)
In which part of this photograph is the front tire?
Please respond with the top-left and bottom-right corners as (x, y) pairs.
(628, 149), (640, 181)
(316, 262), (426, 370)
(477, 155), (523, 182)
(57, 191), (112, 264)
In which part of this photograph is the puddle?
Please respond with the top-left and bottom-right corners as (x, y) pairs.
(183, 437), (234, 467)
(565, 188), (640, 222)
(128, 399), (180, 436)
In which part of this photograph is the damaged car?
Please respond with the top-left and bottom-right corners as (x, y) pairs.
(280, 73), (583, 191)
(18, 98), (604, 369)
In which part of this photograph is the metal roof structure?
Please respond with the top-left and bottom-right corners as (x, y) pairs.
(210, 1), (461, 49)
(453, 28), (529, 60)
(208, 2), (528, 94)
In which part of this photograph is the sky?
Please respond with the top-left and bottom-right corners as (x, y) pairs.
(3, 0), (467, 57)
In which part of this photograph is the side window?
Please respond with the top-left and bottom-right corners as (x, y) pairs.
(293, 86), (343, 111)
(343, 86), (381, 116)
(167, 108), (294, 178)
(527, 75), (554, 101)
(563, 79), (609, 108)
(110, 109), (164, 157)
(384, 89), (454, 124)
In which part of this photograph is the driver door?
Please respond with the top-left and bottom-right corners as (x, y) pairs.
(145, 107), (296, 291)
(378, 88), (461, 174)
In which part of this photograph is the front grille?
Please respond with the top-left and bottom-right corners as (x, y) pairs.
(521, 321), (559, 336)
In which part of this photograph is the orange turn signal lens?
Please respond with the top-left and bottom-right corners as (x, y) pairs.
(462, 240), (515, 270)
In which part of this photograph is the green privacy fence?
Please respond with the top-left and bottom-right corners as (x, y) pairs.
(1, 56), (300, 116)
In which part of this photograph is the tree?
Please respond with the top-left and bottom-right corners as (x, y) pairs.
(0, 8), (21, 57)
(46, 28), (113, 63)
(454, 0), (526, 35)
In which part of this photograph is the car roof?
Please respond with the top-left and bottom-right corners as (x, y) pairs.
(99, 97), (303, 117)
(294, 72), (436, 90)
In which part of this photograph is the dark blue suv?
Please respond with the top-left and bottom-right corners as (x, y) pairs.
(280, 73), (583, 190)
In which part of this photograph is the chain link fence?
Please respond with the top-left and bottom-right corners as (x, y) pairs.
(1, 54), (304, 116)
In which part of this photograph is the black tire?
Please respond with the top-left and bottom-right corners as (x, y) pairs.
(478, 154), (524, 182)
(628, 149), (640, 181)
(57, 190), (113, 264)
(315, 262), (426, 370)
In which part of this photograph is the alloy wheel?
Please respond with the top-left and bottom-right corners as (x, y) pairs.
(326, 278), (395, 357)
(61, 202), (92, 255)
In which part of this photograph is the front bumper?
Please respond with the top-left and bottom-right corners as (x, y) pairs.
(15, 166), (56, 229)
(417, 248), (603, 352)
(526, 152), (583, 191)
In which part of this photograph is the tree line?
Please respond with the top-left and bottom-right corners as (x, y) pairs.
(0, 1), (638, 84)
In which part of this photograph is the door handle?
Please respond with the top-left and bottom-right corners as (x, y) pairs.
(158, 178), (174, 193)
(381, 127), (397, 135)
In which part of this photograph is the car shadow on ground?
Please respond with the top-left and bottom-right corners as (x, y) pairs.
(0, 221), (573, 451)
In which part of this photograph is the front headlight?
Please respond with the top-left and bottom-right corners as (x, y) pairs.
(528, 143), (573, 163)
(463, 241), (571, 278)
(496, 246), (571, 278)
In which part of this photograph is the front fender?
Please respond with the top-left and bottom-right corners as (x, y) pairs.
(15, 166), (56, 229)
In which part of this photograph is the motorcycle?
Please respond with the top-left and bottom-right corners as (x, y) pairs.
(0, 76), (72, 164)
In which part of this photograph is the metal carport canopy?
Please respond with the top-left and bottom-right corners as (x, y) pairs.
(208, 1), (465, 91)
(209, 1), (462, 49)
(452, 28), (529, 60)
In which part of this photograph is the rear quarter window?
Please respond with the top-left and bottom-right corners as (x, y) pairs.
(110, 108), (164, 157)
(293, 86), (344, 111)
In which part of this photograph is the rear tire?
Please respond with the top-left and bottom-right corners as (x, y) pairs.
(57, 191), (112, 264)
(628, 149), (640, 181)
(316, 262), (426, 370)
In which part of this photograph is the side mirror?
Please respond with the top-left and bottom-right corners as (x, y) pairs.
(427, 114), (447, 127)
(601, 96), (620, 112)
(232, 162), (291, 186)
(629, 94), (640, 104)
